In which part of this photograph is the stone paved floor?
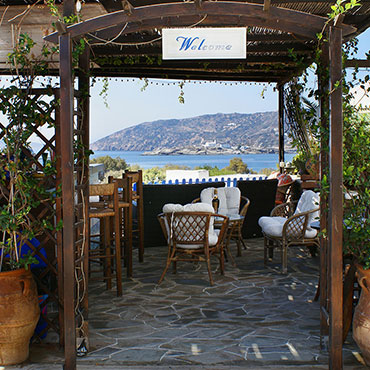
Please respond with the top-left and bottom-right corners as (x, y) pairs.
(17, 238), (367, 369)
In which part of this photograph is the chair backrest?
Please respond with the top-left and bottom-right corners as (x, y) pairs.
(167, 212), (211, 246)
(108, 176), (132, 202)
(123, 170), (143, 197)
(162, 202), (218, 246)
(200, 187), (241, 215)
(89, 183), (116, 197)
(89, 183), (119, 216)
(294, 190), (320, 223)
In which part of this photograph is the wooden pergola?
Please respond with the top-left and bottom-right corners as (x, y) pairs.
(1, 0), (370, 369)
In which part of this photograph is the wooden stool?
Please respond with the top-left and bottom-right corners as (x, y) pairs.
(88, 183), (122, 296)
(108, 176), (133, 278)
(123, 170), (144, 262)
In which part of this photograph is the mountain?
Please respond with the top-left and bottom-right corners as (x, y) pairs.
(90, 112), (282, 152)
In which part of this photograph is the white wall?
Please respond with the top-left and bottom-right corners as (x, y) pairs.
(166, 169), (209, 182)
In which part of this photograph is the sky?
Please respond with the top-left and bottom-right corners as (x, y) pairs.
(0, 28), (368, 145)
(89, 29), (370, 143)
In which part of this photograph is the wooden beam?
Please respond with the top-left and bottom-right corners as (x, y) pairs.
(263, 0), (271, 12)
(89, 69), (283, 82)
(92, 66), (287, 78)
(122, 0), (134, 15)
(92, 24), (310, 43)
(328, 25), (343, 370)
(91, 63), (293, 74)
(45, 1), (354, 44)
(343, 14), (370, 37)
(334, 14), (344, 27)
(99, 0), (124, 13)
(91, 42), (314, 54)
(59, 32), (77, 370)
(109, 0), (370, 5)
(91, 54), (310, 66)
(117, 14), (325, 39)
(63, 0), (75, 17)
(345, 59), (370, 68)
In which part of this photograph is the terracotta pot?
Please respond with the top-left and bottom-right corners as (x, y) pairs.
(0, 268), (40, 365)
(353, 264), (370, 366)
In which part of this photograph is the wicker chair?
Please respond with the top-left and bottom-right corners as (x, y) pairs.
(158, 203), (228, 286)
(192, 187), (250, 257)
(258, 190), (320, 274)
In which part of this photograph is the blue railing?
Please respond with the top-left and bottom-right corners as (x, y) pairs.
(144, 176), (267, 186)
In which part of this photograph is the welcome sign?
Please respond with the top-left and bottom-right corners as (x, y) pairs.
(162, 28), (247, 60)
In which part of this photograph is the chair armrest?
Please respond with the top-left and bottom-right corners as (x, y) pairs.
(282, 207), (320, 239)
(157, 213), (168, 242)
(192, 198), (200, 204)
(270, 201), (297, 217)
(240, 196), (250, 218)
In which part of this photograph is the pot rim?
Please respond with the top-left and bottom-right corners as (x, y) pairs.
(0, 267), (31, 277)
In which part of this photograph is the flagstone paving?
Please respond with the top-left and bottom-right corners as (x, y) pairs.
(22, 238), (367, 369)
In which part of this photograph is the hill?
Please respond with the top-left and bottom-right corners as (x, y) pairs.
(90, 112), (283, 153)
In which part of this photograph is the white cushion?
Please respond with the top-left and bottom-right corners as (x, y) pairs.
(258, 190), (320, 239)
(295, 190), (319, 214)
(258, 216), (317, 238)
(294, 190), (320, 226)
(162, 202), (218, 247)
(258, 216), (287, 237)
(200, 187), (241, 216)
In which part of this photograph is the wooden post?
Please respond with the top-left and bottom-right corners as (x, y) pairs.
(78, 46), (90, 347)
(278, 84), (285, 173)
(328, 25), (343, 370)
(318, 36), (330, 342)
(59, 32), (76, 370)
(54, 90), (64, 347)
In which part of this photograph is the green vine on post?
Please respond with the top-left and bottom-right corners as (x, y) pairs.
(0, 34), (59, 272)
(288, 0), (370, 268)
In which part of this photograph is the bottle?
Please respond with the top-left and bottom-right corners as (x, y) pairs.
(212, 188), (219, 213)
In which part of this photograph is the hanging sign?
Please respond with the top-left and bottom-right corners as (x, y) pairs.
(162, 28), (247, 60)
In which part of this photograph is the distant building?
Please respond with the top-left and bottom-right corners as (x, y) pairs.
(204, 140), (217, 148)
(89, 163), (105, 184)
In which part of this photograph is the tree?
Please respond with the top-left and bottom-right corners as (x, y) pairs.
(163, 164), (191, 171)
(143, 167), (165, 183)
(90, 156), (128, 172)
(226, 157), (250, 174)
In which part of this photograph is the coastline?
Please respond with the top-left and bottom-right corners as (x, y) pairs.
(91, 151), (297, 172)
(142, 147), (295, 156)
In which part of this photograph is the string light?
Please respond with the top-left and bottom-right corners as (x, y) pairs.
(0, 75), (276, 90)
(86, 76), (278, 89)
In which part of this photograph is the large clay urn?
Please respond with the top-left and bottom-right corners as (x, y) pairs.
(353, 264), (370, 366)
(0, 268), (40, 365)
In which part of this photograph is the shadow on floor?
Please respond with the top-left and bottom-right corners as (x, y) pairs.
(25, 238), (366, 369)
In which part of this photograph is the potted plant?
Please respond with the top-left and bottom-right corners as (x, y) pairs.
(0, 34), (57, 365)
(342, 101), (370, 365)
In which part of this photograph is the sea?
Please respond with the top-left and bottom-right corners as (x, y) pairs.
(91, 151), (296, 173)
